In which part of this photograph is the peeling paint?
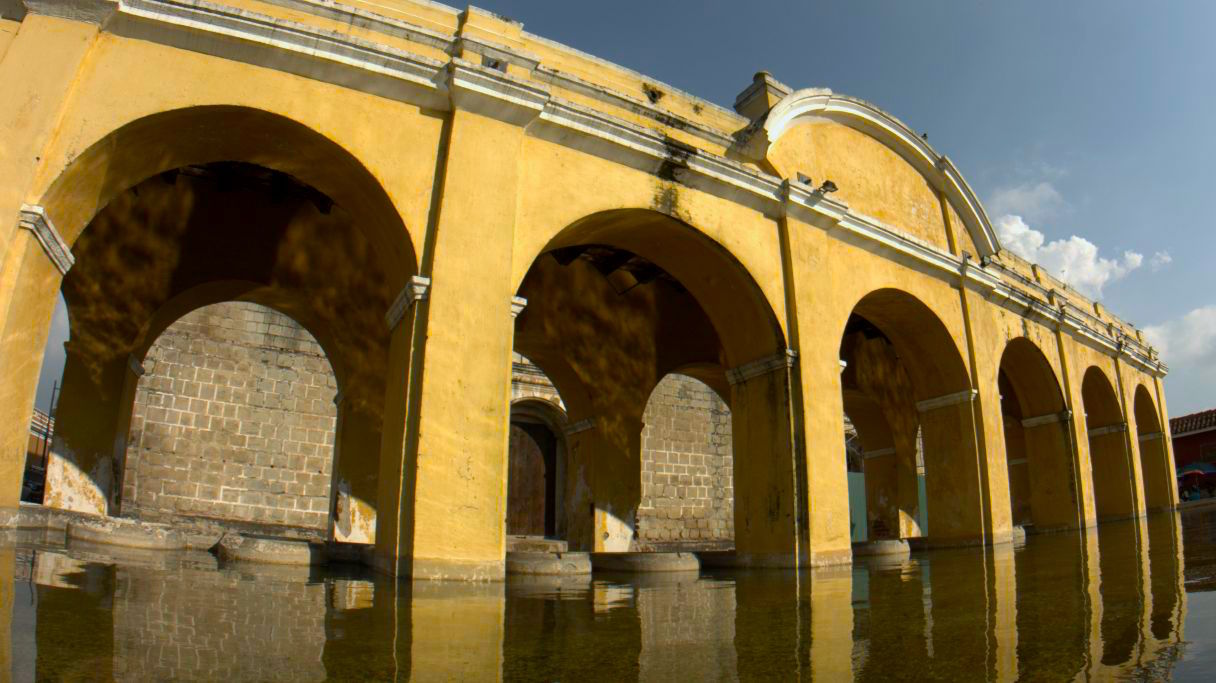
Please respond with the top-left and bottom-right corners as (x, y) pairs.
(333, 479), (375, 545)
(43, 444), (109, 516)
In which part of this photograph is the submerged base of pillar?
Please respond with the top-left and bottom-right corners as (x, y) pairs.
(852, 539), (910, 557)
(408, 556), (506, 582)
(698, 548), (851, 568)
(590, 551), (699, 573)
(67, 516), (187, 550)
(216, 533), (324, 566)
(505, 551), (591, 575)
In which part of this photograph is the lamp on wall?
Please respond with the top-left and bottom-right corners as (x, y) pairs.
(818, 180), (838, 194)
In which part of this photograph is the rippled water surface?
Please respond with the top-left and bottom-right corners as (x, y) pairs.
(3, 509), (1216, 681)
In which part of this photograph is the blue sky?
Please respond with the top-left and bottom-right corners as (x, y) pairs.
(34, 1), (1214, 416)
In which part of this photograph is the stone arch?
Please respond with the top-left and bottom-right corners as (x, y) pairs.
(1133, 385), (1173, 512)
(512, 209), (801, 564)
(121, 301), (339, 532)
(8, 106), (415, 533)
(507, 396), (569, 539)
(838, 288), (985, 545)
(1081, 367), (1135, 521)
(998, 337), (1080, 532)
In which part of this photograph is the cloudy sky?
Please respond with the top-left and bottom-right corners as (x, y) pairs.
(34, 1), (1214, 417)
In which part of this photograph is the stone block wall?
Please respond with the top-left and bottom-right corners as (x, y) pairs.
(637, 373), (733, 545)
(122, 302), (337, 530)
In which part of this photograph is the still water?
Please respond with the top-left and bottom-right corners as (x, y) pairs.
(2, 509), (1214, 681)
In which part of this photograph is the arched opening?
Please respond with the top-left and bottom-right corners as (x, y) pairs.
(997, 338), (1079, 532)
(637, 372), (733, 550)
(1133, 386), (1173, 512)
(511, 209), (797, 563)
(122, 302), (338, 532)
(4, 107), (417, 547)
(837, 289), (981, 545)
(507, 391), (569, 540)
(1081, 367), (1134, 521)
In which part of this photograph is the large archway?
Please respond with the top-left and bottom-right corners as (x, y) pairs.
(1133, 386), (1173, 512)
(997, 338), (1079, 532)
(1081, 367), (1135, 521)
(511, 209), (800, 564)
(4, 106), (417, 546)
(837, 289), (983, 545)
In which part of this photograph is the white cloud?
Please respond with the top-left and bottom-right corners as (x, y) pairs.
(987, 181), (1066, 223)
(1150, 251), (1173, 271)
(994, 215), (1144, 299)
(1144, 306), (1216, 369)
(1144, 306), (1216, 415)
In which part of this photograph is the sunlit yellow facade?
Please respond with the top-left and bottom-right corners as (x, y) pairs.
(0, 0), (1175, 579)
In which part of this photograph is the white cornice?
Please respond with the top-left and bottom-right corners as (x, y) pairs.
(916, 389), (977, 413)
(385, 275), (430, 330)
(1088, 422), (1127, 438)
(1022, 410), (1070, 429)
(726, 349), (798, 386)
(17, 204), (74, 275)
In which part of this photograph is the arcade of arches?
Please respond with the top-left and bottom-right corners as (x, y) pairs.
(0, 1), (1177, 580)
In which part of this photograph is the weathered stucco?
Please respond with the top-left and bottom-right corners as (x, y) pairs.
(0, 0), (1174, 580)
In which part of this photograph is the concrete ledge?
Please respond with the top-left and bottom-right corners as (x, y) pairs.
(505, 535), (569, 553)
(67, 516), (187, 550)
(506, 551), (591, 575)
(590, 551), (699, 573)
(852, 539), (910, 557)
(217, 533), (324, 566)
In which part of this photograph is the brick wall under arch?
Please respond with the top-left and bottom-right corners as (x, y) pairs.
(122, 302), (337, 530)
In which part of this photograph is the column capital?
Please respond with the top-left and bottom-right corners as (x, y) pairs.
(915, 388), (977, 413)
(385, 275), (431, 330)
(510, 295), (527, 318)
(726, 348), (798, 386)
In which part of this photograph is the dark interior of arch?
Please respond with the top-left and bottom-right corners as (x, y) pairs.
(61, 161), (392, 415)
(846, 291), (971, 400)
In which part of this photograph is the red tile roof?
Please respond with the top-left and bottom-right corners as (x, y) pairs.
(1171, 408), (1216, 437)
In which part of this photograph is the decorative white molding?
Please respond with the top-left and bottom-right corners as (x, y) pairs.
(1088, 422), (1127, 438)
(1008, 458), (1028, 466)
(863, 447), (895, 460)
(445, 58), (548, 126)
(839, 359), (848, 374)
(726, 348), (798, 386)
(564, 418), (595, 435)
(915, 389), (977, 413)
(746, 89), (999, 258)
(1138, 431), (1163, 442)
(510, 296), (527, 318)
(126, 354), (146, 377)
(17, 204), (74, 275)
(1022, 410), (1071, 429)
(385, 275), (431, 330)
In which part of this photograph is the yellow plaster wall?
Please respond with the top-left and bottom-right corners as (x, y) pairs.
(769, 121), (952, 251)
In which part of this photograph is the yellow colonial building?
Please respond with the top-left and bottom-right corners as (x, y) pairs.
(0, 0), (1176, 580)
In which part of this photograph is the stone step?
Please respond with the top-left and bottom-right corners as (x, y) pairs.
(505, 551), (591, 576)
(506, 535), (567, 553)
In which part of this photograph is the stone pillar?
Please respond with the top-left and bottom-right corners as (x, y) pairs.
(42, 345), (128, 515)
(1113, 355), (1149, 520)
(1051, 322), (1099, 530)
(1151, 375), (1179, 509)
(0, 17), (97, 510)
(383, 68), (545, 578)
(729, 350), (806, 566)
(917, 390), (989, 545)
(1021, 411), (1084, 531)
(798, 343), (852, 565)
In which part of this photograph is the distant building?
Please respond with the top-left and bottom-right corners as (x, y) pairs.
(1170, 408), (1216, 467)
